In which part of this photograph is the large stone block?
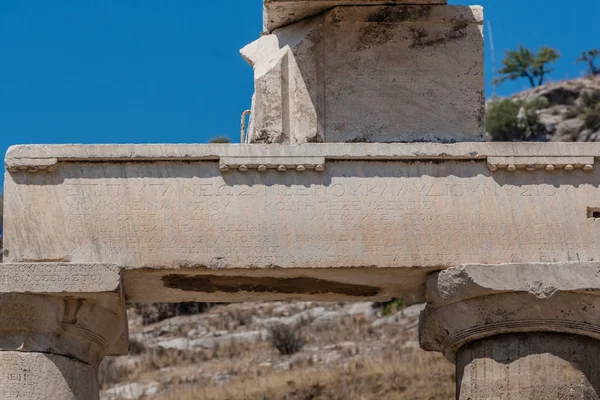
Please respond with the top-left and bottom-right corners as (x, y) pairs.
(242, 5), (484, 144)
(4, 143), (600, 303)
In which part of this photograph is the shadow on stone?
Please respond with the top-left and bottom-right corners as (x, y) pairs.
(456, 333), (600, 400)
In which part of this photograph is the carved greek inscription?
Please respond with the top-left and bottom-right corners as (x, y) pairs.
(58, 162), (596, 267)
(0, 354), (94, 399)
(0, 264), (119, 292)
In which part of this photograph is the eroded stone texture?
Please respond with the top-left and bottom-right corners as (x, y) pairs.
(263, 0), (447, 32)
(457, 333), (600, 400)
(242, 5), (484, 144)
(420, 263), (600, 360)
(0, 352), (99, 400)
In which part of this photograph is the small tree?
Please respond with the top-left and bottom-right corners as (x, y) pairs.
(494, 45), (561, 88)
(577, 49), (600, 76)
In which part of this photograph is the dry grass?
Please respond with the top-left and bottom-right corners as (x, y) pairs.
(153, 349), (454, 400)
(101, 302), (455, 400)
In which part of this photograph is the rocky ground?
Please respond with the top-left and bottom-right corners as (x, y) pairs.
(99, 301), (454, 400)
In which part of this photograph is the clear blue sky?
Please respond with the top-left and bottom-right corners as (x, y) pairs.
(1, 0), (598, 190)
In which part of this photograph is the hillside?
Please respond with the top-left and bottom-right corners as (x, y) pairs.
(486, 75), (600, 142)
(99, 301), (454, 400)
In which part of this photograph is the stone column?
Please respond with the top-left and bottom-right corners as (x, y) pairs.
(0, 264), (127, 400)
(457, 333), (600, 398)
(420, 263), (600, 400)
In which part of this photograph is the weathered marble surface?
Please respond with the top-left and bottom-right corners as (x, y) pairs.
(263, 0), (447, 31)
(5, 143), (600, 303)
(242, 5), (484, 144)
(0, 352), (99, 400)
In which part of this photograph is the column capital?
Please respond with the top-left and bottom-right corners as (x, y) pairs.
(0, 263), (128, 365)
(420, 262), (600, 361)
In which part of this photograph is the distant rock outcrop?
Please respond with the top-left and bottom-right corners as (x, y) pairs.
(487, 76), (600, 142)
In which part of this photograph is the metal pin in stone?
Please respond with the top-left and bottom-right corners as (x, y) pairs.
(257, 165), (267, 172)
(219, 164), (229, 172)
(488, 164), (498, 172)
(315, 164), (325, 172)
(584, 164), (594, 171)
(565, 164), (575, 171)
(545, 165), (556, 172)
(277, 165), (287, 172)
(296, 165), (306, 172)
(238, 165), (249, 172)
(507, 164), (517, 172)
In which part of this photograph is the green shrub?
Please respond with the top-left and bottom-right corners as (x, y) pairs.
(584, 109), (600, 131)
(374, 298), (406, 316)
(486, 97), (548, 141)
(486, 98), (522, 141)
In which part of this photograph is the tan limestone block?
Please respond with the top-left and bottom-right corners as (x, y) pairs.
(420, 263), (600, 360)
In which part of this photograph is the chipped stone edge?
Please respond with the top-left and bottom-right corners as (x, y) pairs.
(420, 262), (600, 361)
(426, 262), (600, 305)
(263, 0), (450, 32)
(6, 143), (600, 171)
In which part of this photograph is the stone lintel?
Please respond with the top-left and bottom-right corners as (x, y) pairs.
(5, 143), (600, 305)
(420, 263), (600, 361)
(263, 0), (448, 32)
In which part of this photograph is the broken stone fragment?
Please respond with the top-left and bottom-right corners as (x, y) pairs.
(242, 5), (484, 144)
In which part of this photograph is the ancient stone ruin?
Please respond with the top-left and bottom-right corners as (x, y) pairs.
(2, 1), (600, 399)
